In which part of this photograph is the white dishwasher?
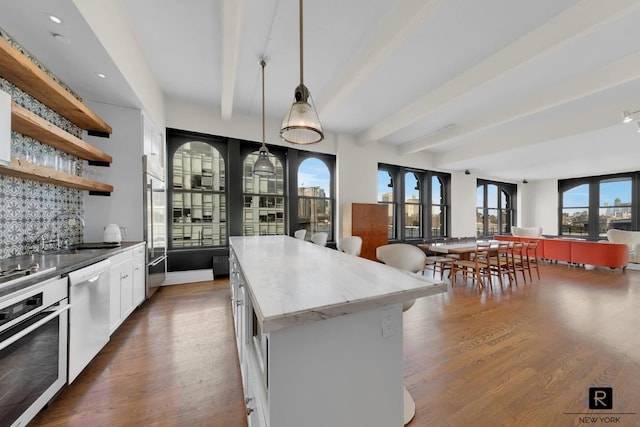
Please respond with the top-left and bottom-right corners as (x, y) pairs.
(68, 259), (111, 383)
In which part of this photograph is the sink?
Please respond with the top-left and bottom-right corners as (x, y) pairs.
(76, 242), (121, 250)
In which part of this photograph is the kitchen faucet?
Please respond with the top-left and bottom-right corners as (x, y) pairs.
(29, 211), (85, 253)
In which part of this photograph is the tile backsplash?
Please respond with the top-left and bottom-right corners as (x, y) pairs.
(0, 28), (84, 259)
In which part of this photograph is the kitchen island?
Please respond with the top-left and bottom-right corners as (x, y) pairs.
(229, 235), (446, 427)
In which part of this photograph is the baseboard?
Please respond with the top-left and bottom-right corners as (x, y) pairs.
(162, 269), (214, 286)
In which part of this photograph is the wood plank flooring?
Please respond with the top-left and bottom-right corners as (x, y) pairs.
(31, 264), (640, 426)
(31, 281), (247, 427)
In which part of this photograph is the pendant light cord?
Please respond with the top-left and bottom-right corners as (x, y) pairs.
(261, 60), (266, 147)
(299, 0), (304, 87)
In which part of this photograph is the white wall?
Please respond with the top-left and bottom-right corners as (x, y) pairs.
(83, 101), (144, 242)
(450, 172), (478, 237)
(163, 98), (573, 243)
(520, 179), (559, 235)
(73, 0), (165, 131)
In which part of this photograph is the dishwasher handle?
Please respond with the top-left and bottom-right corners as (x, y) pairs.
(68, 259), (111, 285)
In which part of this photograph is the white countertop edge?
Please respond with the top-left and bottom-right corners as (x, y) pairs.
(261, 283), (447, 333)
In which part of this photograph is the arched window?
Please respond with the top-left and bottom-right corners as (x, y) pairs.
(170, 141), (226, 247)
(560, 175), (634, 239)
(297, 158), (332, 241)
(378, 169), (395, 240)
(431, 175), (446, 237)
(476, 180), (515, 237)
(404, 172), (421, 238)
(242, 153), (286, 236)
(561, 183), (589, 237)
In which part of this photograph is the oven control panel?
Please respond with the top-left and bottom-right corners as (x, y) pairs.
(0, 292), (43, 328)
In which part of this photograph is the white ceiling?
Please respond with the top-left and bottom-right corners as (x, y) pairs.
(2, 0), (640, 182)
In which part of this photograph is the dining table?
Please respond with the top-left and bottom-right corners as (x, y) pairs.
(419, 240), (500, 261)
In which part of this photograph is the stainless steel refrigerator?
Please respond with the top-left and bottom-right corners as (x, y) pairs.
(143, 155), (167, 298)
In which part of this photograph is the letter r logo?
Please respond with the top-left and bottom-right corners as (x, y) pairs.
(589, 387), (613, 409)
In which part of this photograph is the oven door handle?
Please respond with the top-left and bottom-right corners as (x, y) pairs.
(0, 304), (70, 351)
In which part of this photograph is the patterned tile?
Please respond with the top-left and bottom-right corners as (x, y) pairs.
(0, 28), (85, 259)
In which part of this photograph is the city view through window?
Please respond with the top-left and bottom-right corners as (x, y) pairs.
(562, 179), (632, 237)
(298, 158), (332, 241)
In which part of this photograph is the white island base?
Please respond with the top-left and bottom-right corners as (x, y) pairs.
(266, 304), (404, 427)
(230, 236), (446, 427)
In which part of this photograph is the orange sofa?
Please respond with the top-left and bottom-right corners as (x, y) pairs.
(494, 235), (628, 269)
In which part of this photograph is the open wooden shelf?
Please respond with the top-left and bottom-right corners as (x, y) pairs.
(11, 102), (112, 163)
(0, 36), (112, 135)
(0, 159), (113, 193)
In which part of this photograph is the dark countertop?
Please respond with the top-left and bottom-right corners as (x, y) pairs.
(0, 241), (145, 300)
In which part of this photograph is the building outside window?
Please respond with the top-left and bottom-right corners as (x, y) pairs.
(431, 175), (446, 237)
(378, 164), (450, 240)
(377, 169), (396, 240)
(561, 183), (589, 237)
(599, 178), (632, 236)
(560, 174), (635, 239)
(404, 172), (421, 238)
(171, 141), (226, 247)
(242, 153), (285, 236)
(476, 180), (515, 237)
(297, 157), (332, 241)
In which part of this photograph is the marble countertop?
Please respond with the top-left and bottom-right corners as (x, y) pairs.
(0, 241), (145, 300)
(230, 235), (446, 333)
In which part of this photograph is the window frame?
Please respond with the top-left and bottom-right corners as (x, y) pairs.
(378, 163), (451, 242)
(476, 179), (516, 238)
(288, 150), (336, 244)
(167, 132), (228, 249)
(559, 172), (638, 240)
(240, 146), (287, 237)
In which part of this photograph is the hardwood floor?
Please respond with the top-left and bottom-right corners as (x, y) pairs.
(31, 281), (247, 427)
(31, 264), (640, 426)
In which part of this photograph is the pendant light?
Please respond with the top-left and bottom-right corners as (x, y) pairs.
(253, 60), (276, 176)
(280, 0), (324, 144)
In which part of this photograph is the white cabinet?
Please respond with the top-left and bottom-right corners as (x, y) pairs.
(109, 243), (146, 335)
(132, 245), (145, 306)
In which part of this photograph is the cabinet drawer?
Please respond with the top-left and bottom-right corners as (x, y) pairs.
(110, 249), (133, 265)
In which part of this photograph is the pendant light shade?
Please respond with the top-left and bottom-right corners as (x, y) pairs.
(253, 60), (276, 176)
(280, 0), (323, 145)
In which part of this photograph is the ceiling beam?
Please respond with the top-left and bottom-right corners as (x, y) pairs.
(432, 95), (640, 171)
(399, 52), (640, 154)
(318, 0), (440, 119)
(221, 0), (245, 120)
(360, 0), (640, 144)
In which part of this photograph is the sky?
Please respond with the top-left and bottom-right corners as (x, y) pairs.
(298, 158), (330, 195)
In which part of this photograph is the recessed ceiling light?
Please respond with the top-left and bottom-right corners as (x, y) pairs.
(52, 33), (71, 44)
(48, 14), (62, 24)
(97, 73), (107, 79)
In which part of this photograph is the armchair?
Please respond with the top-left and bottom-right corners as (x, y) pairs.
(511, 226), (542, 238)
(606, 229), (640, 263)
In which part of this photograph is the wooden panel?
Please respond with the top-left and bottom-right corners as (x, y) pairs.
(0, 37), (112, 134)
(350, 203), (388, 261)
(0, 158), (113, 192)
(11, 102), (112, 162)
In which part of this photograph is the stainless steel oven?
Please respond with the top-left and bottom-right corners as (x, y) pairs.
(0, 276), (69, 427)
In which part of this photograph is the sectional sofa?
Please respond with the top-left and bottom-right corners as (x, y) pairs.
(494, 235), (628, 270)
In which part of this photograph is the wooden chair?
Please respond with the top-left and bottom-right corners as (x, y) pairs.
(489, 241), (514, 288)
(451, 243), (492, 291)
(421, 238), (454, 280)
(508, 242), (528, 284)
(524, 240), (541, 280)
